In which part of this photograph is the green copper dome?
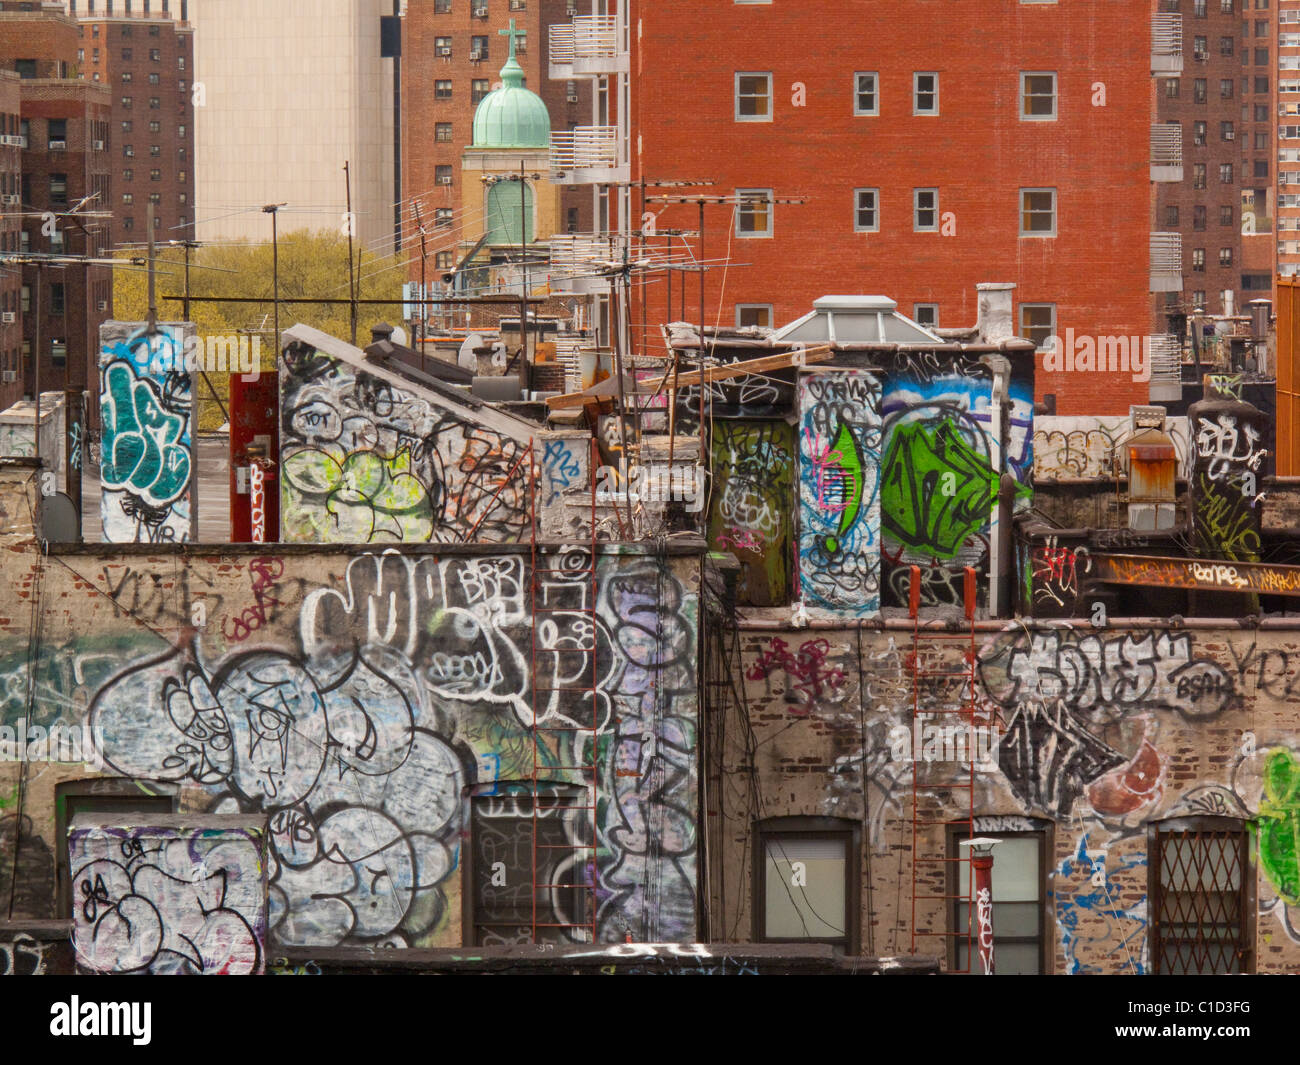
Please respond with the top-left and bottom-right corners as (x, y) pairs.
(471, 25), (551, 149)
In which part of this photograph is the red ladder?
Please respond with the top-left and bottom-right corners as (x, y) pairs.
(906, 565), (981, 971)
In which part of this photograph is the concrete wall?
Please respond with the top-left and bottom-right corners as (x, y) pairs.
(712, 620), (1300, 974)
(0, 459), (700, 949)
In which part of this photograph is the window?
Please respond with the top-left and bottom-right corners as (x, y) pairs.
(854, 187), (878, 232)
(1194, 35), (1208, 59)
(435, 122), (452, 142)
(1165, 77), (1180, 98)
(435, 80), (452, 99)
(49, 173), (68, 207)
(735, 73), (772, 121)
(150, 168), (161, 181)
(435, 0), (451, 10)
(1221, 120), (1235, 141)
(121, 119), (133, 132)
(122, 71), (133, 83)
(736, 188), (773, 237)
(736, 304), (772, 328)
(150, 48), (161, 62)
(755, 818), (859, 951)
(1150, 818), (1251, 974)
(1220, 162), (1234, 183)
(1194, 163), (1207, 188)
(50, 340), (66, 365)
(1195, 0), (1207, 14)
(122, 192), (133, 205)
(950, 828), (1047, 974)
(1165, 205), (1180, 227)
(436, 165), (453, 186)
(435, 35), (452, 56)
(1221, 79), (1234, 99)
(914, 188), (938, 231)
(1193, 247), (1206, 271)
(1194, 78), (1207, 103)
(1020, 188), (1056, 236)
(471, 79), (490, 104)
(47, 119), (67, 147)
(1020, 72), (1056, 119)
(566, 207), (578, 233)
(854, 72), (878, 115)
(434, 207), (453, 228)
(1221, 204), (1235, 226)
(466, 787), (590, 945)
(149, 97), (160, 109)
(913, 303), (938, 328)
(435, 250), (454, 270)
(1220, 247), (1233, 265)
(1194, 204), (1207, 230)
(1255, 160), (1269, 178)
(123, 168), (133, 181)
(148, 73), (160, 85)
(914, 72), (939, 114)
(121, 47), (132, 60)
(122, 95), (133, 109)
(471, 36), (488, 60)
(1019, 303), (1056, 350)
(1221, 35), (1234, 54)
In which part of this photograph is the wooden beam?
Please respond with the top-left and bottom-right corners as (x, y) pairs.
(545, 345), (834, 410)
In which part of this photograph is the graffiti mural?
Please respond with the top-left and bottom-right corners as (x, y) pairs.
(281, 338), (532, 544)
(1188, 399), (1267, 563)
(1258, 747), (1300, 906)
(69, 819), (267, 974)
(1033, 416), (1193, 481)
(77, 549), (698, 948)
(98, 322), (196, 544)
(709, 421), (795, 606)
(797, 371), (882, 616)
(878, 357), (1031, 609)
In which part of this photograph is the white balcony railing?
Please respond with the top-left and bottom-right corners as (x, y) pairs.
(549, 15), (627, 77)
(1147, 334), (1183, 402)
(1152, 14), (1184, 75)
(1151, 123), (1183, 182)
(550, 126), (627, 183)
(548, 232), (627, 294)
(1150, 232), (1183, 292)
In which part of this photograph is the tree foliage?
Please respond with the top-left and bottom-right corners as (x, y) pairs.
(112, 229), (407, 429)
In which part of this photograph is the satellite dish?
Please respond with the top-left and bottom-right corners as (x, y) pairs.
(459, 333), (483, 370)
(391, 326), (409, 346)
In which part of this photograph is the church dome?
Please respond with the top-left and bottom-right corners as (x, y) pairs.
(471, 37), (551, 149)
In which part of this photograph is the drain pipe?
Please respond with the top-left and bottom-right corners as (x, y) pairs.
(979, 354), (1012, 618)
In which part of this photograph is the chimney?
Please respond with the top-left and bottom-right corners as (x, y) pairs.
(975, 283), (1016, 344)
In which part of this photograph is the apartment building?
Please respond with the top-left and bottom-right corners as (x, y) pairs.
(630, 0), (1161, 415)
(1155, 0), (1275, 325)
(73, 6), (194, 248)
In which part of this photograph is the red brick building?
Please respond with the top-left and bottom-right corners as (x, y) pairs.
(401, 0), (592, 284)
(630, 0), (1157, 416)
(0, 1), (112, 406)
(0, 72), (22, 410)
(75, 8), (194, 248)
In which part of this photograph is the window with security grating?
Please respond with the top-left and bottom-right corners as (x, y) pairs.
(1150, 818), (1252, 974)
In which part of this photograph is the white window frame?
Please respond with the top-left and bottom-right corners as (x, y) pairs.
(913, 188), (939, 232)
(735, 72), (773, 122)
(1020, 71), (1057, 121)
(1019, 303), (1057, 352)
(854, 72), (878, 116)
(854, 187), (879, 232)
(913, 303), (939, 328)
(913, 72), (939, 115)
(1020, 187), (1057, 237)
(736, 188), (774, 238)
(735, 304), (773, 328)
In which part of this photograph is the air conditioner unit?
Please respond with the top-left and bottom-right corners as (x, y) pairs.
(97, 300), (108, 311)
(1, 195), (17, 206)
(470, 50), (484, 61)
(93, 139), (105, 150)
(49, 140), (66, 150)
(567, 92), (578, 103)
(436, 46), (452, 56)
(1, 312), (15, 324)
